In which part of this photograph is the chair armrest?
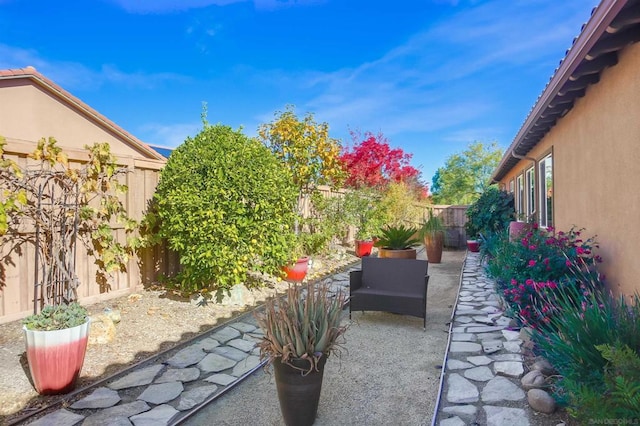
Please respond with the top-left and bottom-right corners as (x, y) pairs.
(350, 270), (363, 292)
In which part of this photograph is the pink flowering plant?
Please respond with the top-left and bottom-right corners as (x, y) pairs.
(486, 224), (602, 328)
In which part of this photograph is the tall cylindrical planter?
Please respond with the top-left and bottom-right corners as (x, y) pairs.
(424, 232), (444, 263)
(274, 356), (328, 426)
(23, 319), (90, 395)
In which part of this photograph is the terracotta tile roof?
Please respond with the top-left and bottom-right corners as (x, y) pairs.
(0, 66), (166, 162)
(492, 0), (640, 182)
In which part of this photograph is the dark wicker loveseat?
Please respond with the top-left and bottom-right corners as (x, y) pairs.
(349, 257), (429, 329)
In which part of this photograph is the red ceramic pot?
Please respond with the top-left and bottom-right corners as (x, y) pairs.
(283, 257), (310, 282)
(466, 240), (480, 253)
(355, 240), (374, 257)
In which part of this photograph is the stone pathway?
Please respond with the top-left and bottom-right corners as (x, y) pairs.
(23, 269), (357, 426)
(434, 252), (535, 426)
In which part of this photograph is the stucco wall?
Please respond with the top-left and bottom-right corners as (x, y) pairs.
(499, 42), (640, 298)
(0, 79), (148, 159)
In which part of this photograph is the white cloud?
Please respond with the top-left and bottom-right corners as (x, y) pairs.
(0, 44), (187, 91)
(139, 122), (202, 147)
(248, 0), (594, 145)
(109, 0), (323, 14)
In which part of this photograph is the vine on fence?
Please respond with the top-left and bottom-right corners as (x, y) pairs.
(0, 136), (137, 312)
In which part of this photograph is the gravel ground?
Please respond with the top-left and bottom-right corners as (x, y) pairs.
(183, 250), (465, 426)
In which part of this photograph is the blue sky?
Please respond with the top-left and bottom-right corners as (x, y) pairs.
(0, 0), (595, 187)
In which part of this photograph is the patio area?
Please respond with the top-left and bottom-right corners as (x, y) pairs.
(12, 249), (569, 425)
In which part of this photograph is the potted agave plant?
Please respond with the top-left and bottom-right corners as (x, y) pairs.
(374, 224), (421, 259)
(255, 282), (348, 426)
(22, 302), (90, 395)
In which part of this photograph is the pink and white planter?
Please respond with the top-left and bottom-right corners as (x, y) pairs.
(23, 319), (90, 395)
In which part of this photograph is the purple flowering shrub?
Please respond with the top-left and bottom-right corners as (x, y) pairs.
(486, 224), (602, 328)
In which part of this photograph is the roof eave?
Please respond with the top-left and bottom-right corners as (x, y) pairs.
(491, 0), (628, 183)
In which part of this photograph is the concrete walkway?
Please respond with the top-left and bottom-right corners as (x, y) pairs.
(17, 250), (564, 426)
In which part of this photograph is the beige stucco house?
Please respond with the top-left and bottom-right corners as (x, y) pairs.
(0, 67), (170, 323)
(492, 0), (640, 297)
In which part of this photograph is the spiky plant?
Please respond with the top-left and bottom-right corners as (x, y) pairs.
(255, 281), (348, 375)
(374, 224), (420, 250)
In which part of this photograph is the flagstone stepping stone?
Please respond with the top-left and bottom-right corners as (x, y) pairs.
(449, 342), (482, 353)
(494, 361), (524, 378)
(451, 333), (476, 341)
(481, 376), (525, 403)
(440, 417), (466, 426)
(481, 340), (503, 354)
(464, 366), (494, 381)
(483, 405), (529, 426)
(446, 359), (474, 370)
(446, 373), (479, 403)
(176, 384), (219, 410)
(166, 345), (208, 368)
(210, 326), (241, 343)
(83, 401), (150, 426)
(155, 367), (200, 383)
(442, 404), (477, 419)
(195, 337), (220, 352)
(503, 341), (522, 353)
(71, 387), (121, 409)
(501, 329), (521, 341)
(492, 353), (523, 362)
(455, 316), (473, 324)
(213, 346), (249, 361)
(29, 409), (85, 426)
(109, 364), (164, 390)
(198, 353), (238, 372)
(138, 381), (184, 404)
(130, 404), (179, 426)
(231, 355), (261, 377)
(473, 316), (495, 325)
(227, 338), (255, 352)
(229, 322), (256, 333)
(467, 355), (492, 366)
(205, 373), (237, 386)
(466, 325), (506, 333)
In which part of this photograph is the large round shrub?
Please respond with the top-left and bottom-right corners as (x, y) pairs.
(465, 186), (514, 239)
(155, 124), (298, 296)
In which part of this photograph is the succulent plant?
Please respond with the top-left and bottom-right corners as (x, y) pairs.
(374, 224), (421, 250)
(255, 281), (348, 374)
(22, 302), (88, 331)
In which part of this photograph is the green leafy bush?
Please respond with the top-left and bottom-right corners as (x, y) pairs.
(154, 124), (298, 296)
(342, 187), (386, 240)
(465, 186), (514, 239)
(23, 302), (88, 331)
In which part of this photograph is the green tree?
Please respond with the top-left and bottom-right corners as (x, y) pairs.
(431, 141), (503, 205)
(154, 124), (298, 297)
(257, 105), (345, 233)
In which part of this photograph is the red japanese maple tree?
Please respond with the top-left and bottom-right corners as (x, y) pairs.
(340, 130), (426, 196)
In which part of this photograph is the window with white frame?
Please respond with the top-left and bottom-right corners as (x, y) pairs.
(538, 154), (553, 227)
(516, 174), (524, 217)
(526, 167), (535, 218)
(509, 179), (514, 194)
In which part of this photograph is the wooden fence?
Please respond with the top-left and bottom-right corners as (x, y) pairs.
(0, 146), (174, 324)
